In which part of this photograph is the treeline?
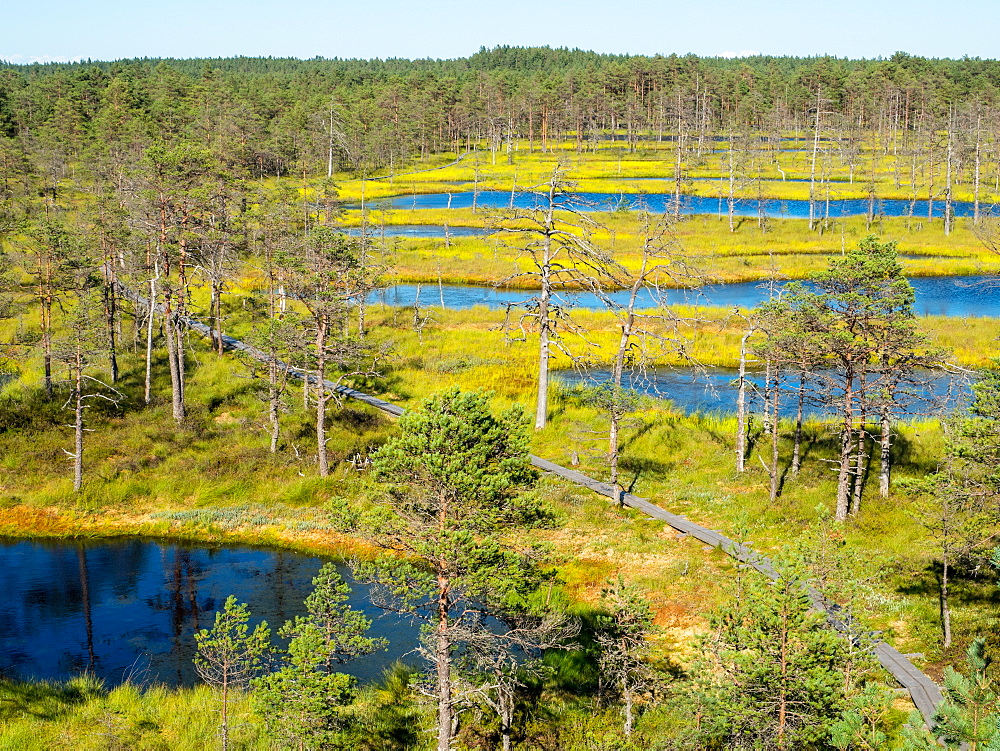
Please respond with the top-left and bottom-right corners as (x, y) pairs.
(4, 48), (1000, 180)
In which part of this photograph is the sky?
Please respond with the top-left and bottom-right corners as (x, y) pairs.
(1, 0), (997, 64)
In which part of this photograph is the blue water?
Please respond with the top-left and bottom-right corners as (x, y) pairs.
(554, 366), (971, 419)
(345, 224), (492, 239)
(0, 539), (418, 687)
(365, 190), (983, 219)
(615, 176), (850, 184)
(370, 275), (1000, 318)
(595, 134), (841, 144)
(369, 190), (983, 218)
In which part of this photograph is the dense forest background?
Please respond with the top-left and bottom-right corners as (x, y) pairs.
(3, 47), (1000, 181)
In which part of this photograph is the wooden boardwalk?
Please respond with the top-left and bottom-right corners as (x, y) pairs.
(116, 281), (944, 727)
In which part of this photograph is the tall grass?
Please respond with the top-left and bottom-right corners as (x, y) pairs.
(328, 145), (999, 205)
(0, 677), (267, 750)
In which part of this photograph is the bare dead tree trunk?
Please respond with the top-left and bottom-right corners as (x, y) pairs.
(500, 690), (514, 751)
(792, 371), (806, 474)
(879, 406), (892, 499)
(73, 346), (84, 493)
(42, 290), (53, 399)
(269, 357), (280, 454)
(808, 90), (822, 232)
(736, 327), (753, 473)
(316, 317), (329, 477)
(941, 554), (952, 648)
(164, 292), (185, 423)
(673, 98), (685, 219)
(144, 271), (157, 405)
(535, 286), (550, 431)
(727, 129), (737, 233)
(944, 113), (955, 236)
(973, 112), (982, 224)
(609, 406), (621, 503)
(835, 378), (855, 522)
(769, 365), (781, 503)
(624, 687), (635, 737)
(175, 320), (186, 408)
(102, 264), (119, 384)
(174, 225), (190, 410)
(534, 193), (556, 431)
(358, 210), (369, 337)
(436, 609), (453, 751)
(850, 418), (867, 516)
(212, 279), (224, 356)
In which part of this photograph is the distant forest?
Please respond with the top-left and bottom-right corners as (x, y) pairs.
(2, 47), (1000, 180)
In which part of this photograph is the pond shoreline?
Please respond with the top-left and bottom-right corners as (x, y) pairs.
(0, 505), (374, 562)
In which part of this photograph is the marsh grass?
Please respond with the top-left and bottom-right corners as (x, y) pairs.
(329, 144), (1000, 207)
(0, 294), (987, 685)
(0, 677), (267, 751)
(329, 206), (1000, 289)
(4, 142), (1000, 699)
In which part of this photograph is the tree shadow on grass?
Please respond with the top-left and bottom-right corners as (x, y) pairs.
(0, 675), (103, 722)
(619, 456), (675, 482)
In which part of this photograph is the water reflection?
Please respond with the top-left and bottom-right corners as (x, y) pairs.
(364, 190), (987, 219)
(370, 275), (1000, 318)
(0, 539), (418, 687)
(554, 366), (972, 419)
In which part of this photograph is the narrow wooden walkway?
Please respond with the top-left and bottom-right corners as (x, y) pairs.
(116, 281), (944, 726)
(528, 456), (943, 723)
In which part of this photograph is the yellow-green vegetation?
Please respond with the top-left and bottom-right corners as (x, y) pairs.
(0, 677), (264, 751)
(331, 142), (1000, 204)
(2, 292), (995, 675)
(8, 51), (1000, 748)
(5, 144), (1000, 702)
(287, 148), (1000, 289)
(341, 210), (1000, 288)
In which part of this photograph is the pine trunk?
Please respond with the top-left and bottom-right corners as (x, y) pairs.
(791, 372), (805, 474)
(879, 408), (892, 498)
(164, 303), (185, 423)
(736, 329), (751, 473)
(435, 615), (452, 751)
(316, 318), (329, 477)
(73, 349), (84, 493)
(835, 423), (854, 522)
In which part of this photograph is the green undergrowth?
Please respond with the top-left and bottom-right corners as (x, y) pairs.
(1, 297), (994, 678)
(0, 677), (264, 751)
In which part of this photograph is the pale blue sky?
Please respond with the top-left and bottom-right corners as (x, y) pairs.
(1, 0), (995, 64)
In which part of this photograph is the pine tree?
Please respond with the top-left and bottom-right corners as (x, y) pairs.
(334, 387), (542, 751)
(697, 560), (848, 749)
(776, 236), (945, 519)
(193, 596), (271, 751)
(595, 576), (660, 737)
(934, 639), (1000, 750)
